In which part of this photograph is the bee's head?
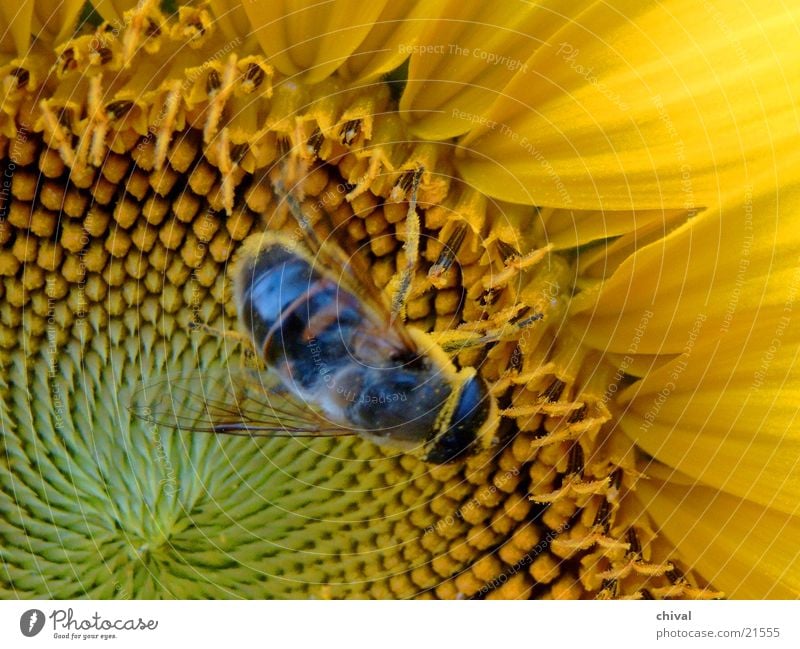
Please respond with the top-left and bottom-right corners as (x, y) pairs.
(423, 372), (492, 464)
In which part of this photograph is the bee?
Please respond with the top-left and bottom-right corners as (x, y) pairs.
(132, 171), (508, 464)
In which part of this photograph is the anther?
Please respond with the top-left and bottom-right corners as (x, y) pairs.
(497, 240), (521, 262)
(96, 47), (113, 65)
(145, 19), (161, 38)
(627, 528), (642, 557)
(10, 68), (29, 88)
(593, 499), (611, 530)
(244, 63), (265, 88)
(206, 70), (221, 94)
(567, 442), (584, 477)
(428, 223), (467, 281)
(106, 100), (134, 121)
(306, 128), (324, 158)
(541, 378), (565, 403)
(568, 404), (587, 423)
(339, 120), (361, 146)
(59, 48), (77, 74)
(230, 143), (249, 165)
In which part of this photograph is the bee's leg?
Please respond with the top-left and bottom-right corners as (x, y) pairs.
(389, 167), (424, 324)
(188, 320), (260, 366)
(431, 312), (544, 354)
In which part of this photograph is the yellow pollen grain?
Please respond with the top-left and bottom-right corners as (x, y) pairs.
(91, 176), (117, 205)
(150, 166), (179, 196)
(382, 201), (408, 224)
(188, 161), (217, 195)
(472, 554), (504, 583)
(21, 264), (44, 290)
(30, 209), (57, 238)
(143, 195), (169, 225)
(101, 153), (130, 184)
(168, 137), (199, 173)
(61, 254), (85, 283)
(124, 253), (148, 280)
(106, 226), (132, 258)
(84, 207), (110, 237)
(125, 169), (150, 200)
(0, 250), (21, 277)
(225, 209), (254, 241)
(38, 148), (65, 177)
(173, 192), (201, 222)
(62, 190), (88, 218)
(12, 235), (38, 263)
(7, 202), (32, 230)
(69, 166), (96, 189)
(36, 240), (63, 271)
(209, 230), (233, 263)
(405, 295), (430, 320)
(487, 573), (533, 600)
(370, 235), (396, 257)
(159, 218), (187, 250)
(113, 197), (140, 229)
(131, 222), (157, 252)
(0, 220), (12, 245)
(11, 170), (37, 201)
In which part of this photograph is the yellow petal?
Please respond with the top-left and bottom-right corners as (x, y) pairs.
(241, 0), (388, 84)
(538, 207), (686, 252)
(401, 0), (583, 140)
(337, 1), (447, 83)
(618, 311), (800, 516)
(636, 474), (800, 598)
(0, 0), (83, 56)
(0, 1), (34, 55)
(207, 0), (253, 45)
(570, 165), (800, 355)
(90, 0), (141, 26)
(454, 0), (800, 209)
(31, 0), (84, 45)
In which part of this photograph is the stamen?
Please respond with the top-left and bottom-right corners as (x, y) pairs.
(626, 527), (642, 557)
(96, 47), (113, 65)
(206, 70), (221, 94)
(593, 499), (611, 531)
(567, 443), (584, 477)
(10, 68), (29, 89)
(105, 100), (134, 121)
(428, 223), (467, 288)
(59, 48), (77, 74)
(145, 19), (161, 38)
(306, 128), (324, 158)
(245, 63), (266, 88)
(497, 239), (521, 262)
(541, 379), (565, 402)
(339, 119), (361, 146)
(568, 404), (587, 423)
(230, 143), (249, 165)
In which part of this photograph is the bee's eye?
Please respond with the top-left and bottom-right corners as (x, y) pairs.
(424, 376), (489, 464)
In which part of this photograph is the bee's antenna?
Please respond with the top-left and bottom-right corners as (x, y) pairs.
(390, 166), (424, 324)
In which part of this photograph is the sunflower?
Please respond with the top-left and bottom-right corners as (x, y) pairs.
(0, 0), (797, 599)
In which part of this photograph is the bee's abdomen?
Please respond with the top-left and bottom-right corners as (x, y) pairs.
(238, 246), (312, 345)
(237, 246), (362, 391)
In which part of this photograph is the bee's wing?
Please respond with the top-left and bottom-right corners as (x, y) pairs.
(274, 179), (418, 352)
(129, 369), (353, 438)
